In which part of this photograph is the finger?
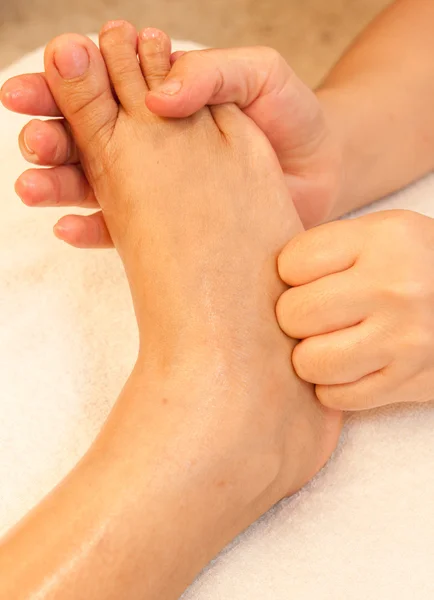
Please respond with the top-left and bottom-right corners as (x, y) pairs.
(145, 45), (332, 221)
(170, 51), (186, 65)
(316, 369), (394, 412)
(145, 46), (301, 123)
(1, 73), (62, 116)
(292, 321), (391, 385)
(278, 220), (362, 287)
(54, 211), (113, 249)
(277, 270), (369, 338)
(19, 119), (79, 166)
(317, 354), (434, 411)
(15, 166), (97, 208)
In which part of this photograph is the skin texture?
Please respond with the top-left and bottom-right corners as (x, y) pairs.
(277, 210), (434, 411)
(317, 0), (434, 217)
(2, 35), (341, 247)
(1, 0), (433, 407)
(3, 1), (434, 247)
(0, 23), (342, 600)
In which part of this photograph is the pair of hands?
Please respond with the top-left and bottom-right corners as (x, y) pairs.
(2, 44), (434, 412)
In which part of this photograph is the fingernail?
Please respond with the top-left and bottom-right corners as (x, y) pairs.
(53, 223), (69, 242)
(53, 43), (89, 80)
(156, 79), (182, 96)
(53, 222), (69, 236)
(23, 128), (35, 155)
(0, 84), (23, 106)
(15, 173), (54, 206)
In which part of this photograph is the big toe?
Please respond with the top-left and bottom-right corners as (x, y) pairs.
(44, 34), (118, 151)
(138, 28), (172, 90)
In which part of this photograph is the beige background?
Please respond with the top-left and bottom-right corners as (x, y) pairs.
(1, 0), (390, 85)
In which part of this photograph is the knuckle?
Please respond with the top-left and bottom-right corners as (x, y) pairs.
(257, 45), (281, 63)
(66, 87), (106, 120)
(400, 330), (432, 365)
(377, 209), (424, 239)
(182, 49), (211, 69)
(382, 276), (433, 313)
(257, 46), (288, 71)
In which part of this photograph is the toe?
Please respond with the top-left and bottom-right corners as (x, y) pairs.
(54, 212), (113, 249)
(15, 166), (96, 208)
(19, 119), (78, 166)
(1, 73), (61, 117)
(99, 20), (147, 112)
(138, 28), (172, 90)
(44, 33), (118, 151)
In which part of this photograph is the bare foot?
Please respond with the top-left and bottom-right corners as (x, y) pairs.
(3, 38), (341, 247)
(41, 22), (342, 500)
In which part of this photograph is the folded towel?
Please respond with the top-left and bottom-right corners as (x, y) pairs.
(1, 42), (433, 600)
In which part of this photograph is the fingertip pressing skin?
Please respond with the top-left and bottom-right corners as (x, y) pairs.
(145, 51), (221, 117)
(144, 44), (335, 225)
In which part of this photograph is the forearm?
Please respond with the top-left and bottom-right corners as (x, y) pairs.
(317, 0), (434, 217)
(0, 366), (270, 600)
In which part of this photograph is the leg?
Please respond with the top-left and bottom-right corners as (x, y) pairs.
(42, 22), (341, 485)
(0, 22), (342, 599)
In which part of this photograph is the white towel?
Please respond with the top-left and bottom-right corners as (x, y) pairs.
(1, 42), (434, 600)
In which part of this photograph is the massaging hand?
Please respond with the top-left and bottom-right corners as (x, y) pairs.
(276, 209), (434, 411)
(1, 42), (342, 247)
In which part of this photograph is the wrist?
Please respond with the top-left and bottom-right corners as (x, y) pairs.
(315, 86), (354, 221)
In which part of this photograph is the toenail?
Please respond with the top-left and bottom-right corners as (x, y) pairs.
(140, 28), (162, 41)
(140, 28), (165, 51)
(101, 20), (129, 33)
(155, 79), (182, 96)
(53, 43), (89, 80)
